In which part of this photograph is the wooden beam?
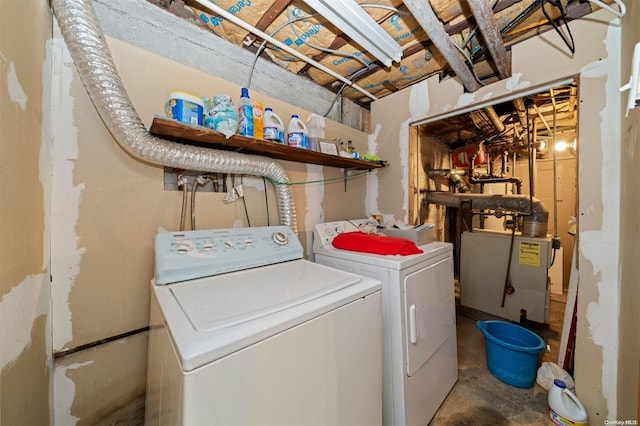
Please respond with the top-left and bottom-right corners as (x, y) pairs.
(403, 0), (480, 92)
(243, 0), (292, 48)
(468, 0), (512, 79)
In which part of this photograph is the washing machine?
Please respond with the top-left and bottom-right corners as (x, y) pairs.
(145, 225), (382, 426)
(313, 220), (458, 426)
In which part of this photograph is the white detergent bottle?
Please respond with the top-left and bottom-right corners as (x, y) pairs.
(263, 107), (284, 144)
(287, 114), (308, 149)
(548, 379), (588, 426)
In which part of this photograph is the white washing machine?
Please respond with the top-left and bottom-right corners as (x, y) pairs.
(145, 226), (382, 426)
(313, 220), (458, 426)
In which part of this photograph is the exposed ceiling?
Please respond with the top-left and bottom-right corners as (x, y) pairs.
(149, 0), (611, 105)
(148, 0), (611, 150)
(417, 80), (578, 152)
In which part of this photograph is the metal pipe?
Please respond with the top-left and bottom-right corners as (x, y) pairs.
(483, 105), (506, 134)
(550, 89), (559, 237)
(51, 0), (298, 232)
(425, 191), (549, 237)
(468, 176), (523, 193)
(177, 174), (188, 232)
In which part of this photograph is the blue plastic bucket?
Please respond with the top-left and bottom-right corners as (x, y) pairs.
(476, 320), (545, 388)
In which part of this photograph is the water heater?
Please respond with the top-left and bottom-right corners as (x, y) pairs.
(460, 229), (551, 323)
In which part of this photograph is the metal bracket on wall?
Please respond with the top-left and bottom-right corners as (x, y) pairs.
(343, 168), (351, 192)
(164, 167), (228, 192)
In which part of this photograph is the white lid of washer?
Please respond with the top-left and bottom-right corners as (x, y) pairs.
(171, 259), (362, 331)
(153, 259), (381, 371)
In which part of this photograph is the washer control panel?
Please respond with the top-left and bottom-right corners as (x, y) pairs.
(155, 226), (302, 284)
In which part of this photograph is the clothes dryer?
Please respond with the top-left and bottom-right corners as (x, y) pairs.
(313, 220), (458, 426)
(146, 226), (382, 426)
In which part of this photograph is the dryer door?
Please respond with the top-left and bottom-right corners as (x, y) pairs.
(404, 255), (455, 377)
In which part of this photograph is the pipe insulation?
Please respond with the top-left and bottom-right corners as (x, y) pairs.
(425, 192), (549, 237)
(51, 0), (297, 232)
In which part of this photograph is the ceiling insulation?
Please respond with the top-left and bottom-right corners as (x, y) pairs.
(150, 0), (612, 107)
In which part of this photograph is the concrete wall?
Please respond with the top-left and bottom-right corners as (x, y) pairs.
(0, 0), (52, 425)
(371, 8), (628, 422)
(617, 0), (640, 420)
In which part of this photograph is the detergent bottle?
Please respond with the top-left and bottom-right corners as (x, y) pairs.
(237, 87), (253, 137)
(252, 101), (264, 140)
(263, 108), (284, 143)
(287, 114), (308, 149)
(548, 379), (588, 426)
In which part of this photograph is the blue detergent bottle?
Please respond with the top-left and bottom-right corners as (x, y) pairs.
(237, 87), (253, 137)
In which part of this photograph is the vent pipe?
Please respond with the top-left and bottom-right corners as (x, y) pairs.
(425, 192), (549, 237)
(51, 0), (297, 232)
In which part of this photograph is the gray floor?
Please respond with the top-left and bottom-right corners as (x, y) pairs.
(429, 297), (567, 426)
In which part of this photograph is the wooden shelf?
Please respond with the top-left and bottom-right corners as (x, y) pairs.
(149, 116), (387, 170)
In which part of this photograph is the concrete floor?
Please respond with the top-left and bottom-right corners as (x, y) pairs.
(429, 297), (568, 425)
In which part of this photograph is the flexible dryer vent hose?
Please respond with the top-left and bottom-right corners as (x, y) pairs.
(51, 0), (297, 233)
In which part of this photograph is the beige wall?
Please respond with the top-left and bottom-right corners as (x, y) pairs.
(0, 0), (52, 424)
(617, 0), (640, 420)
(50, 31), (373, 422)
(371, 8), (630, 422)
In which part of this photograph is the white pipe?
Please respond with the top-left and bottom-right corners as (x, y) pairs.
(190, 0), (379, 101)
(586, 0), (626, 18)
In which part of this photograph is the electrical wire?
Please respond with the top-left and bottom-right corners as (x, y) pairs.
(247, 13), (320, 88)
(541, 0), (575, 54)
(265, 169), (372, 186)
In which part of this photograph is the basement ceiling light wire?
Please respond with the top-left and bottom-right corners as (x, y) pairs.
(302, 0), (403, 68)
(190, 0), (379, 101)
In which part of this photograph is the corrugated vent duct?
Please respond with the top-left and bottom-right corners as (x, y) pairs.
(51, 0), (297, 232)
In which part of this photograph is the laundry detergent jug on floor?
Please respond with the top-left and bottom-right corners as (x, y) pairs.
(548, 379), (588, 426)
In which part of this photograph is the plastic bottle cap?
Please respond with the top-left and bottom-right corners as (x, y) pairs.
(291, 114), (298, 119)
(241, 87), (249, 98)
(265, 107), (272, 112)
(554, 379), (567, 388)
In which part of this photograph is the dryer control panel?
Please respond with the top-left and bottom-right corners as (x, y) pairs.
(312, 219), (375, 251)
(155, 226), (303, 284)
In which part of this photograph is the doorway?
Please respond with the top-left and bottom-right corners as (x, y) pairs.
(408, 79), (579, 370)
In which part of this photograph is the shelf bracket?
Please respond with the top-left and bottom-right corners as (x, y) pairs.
(343, 168), (349, 192)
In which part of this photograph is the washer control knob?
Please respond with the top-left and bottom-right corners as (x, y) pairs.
(177, 245), (189, 255)
(202, 243), (213, 251)
(224, 240), (234, 249)
(272, 231), (288, 245)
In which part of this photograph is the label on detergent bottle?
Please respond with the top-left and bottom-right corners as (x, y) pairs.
(264, 126), (279, 140)
(549, 408), (587, 426)
(287, 132), (307, 148)
(287, 114), (308, 149)
(165, 92), (204, 126)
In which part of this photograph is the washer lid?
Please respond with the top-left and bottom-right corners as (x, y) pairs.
(171, 260), (362, 331)
(153, 259), (381, 371)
